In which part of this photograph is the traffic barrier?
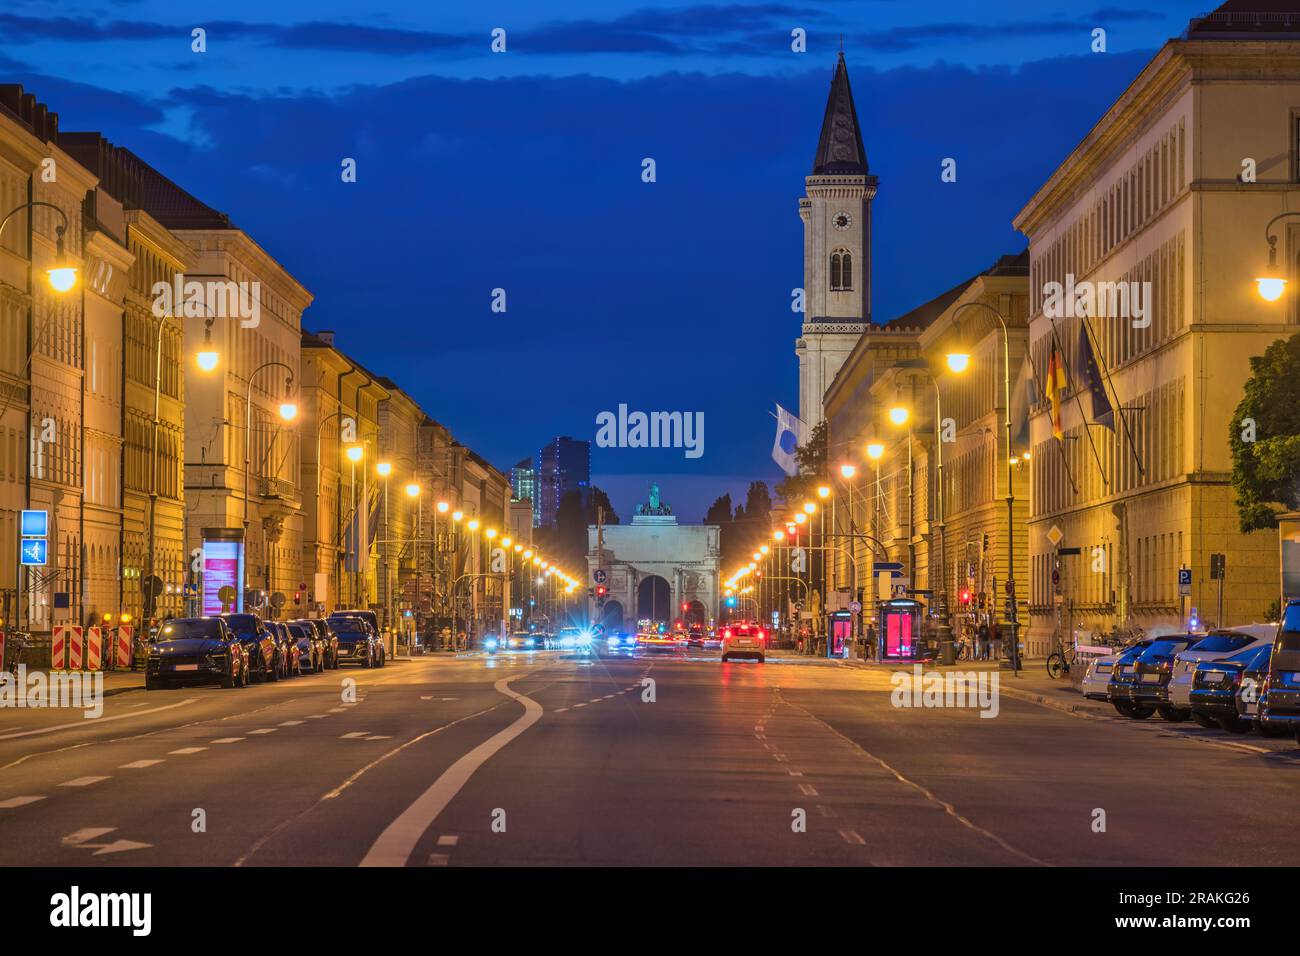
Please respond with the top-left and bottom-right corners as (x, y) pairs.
(85, 627), (102, 671)
(116, 626), (134, 669)
(0, 630), (5, 673)
(51, 625), (73, 670)
(66, 626), (83, 671)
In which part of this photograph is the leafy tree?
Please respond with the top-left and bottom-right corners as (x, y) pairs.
(744, 481), (772, 524)
(704, 493), (733, 525)
(1230, 332), (1300, 532)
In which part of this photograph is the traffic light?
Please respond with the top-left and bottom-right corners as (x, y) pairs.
(959, 589), (972, 607)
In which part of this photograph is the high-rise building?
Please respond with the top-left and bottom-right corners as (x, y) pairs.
(795, 53), (875, 431)
(510, 457), (534, 503)
(533, 436), (590, 529)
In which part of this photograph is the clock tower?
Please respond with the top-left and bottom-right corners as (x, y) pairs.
(795, 52), (876, 429)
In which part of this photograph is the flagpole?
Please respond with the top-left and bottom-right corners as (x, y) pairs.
(1079, 313), (1144, 478)
(1048, 317), (1108, 488)
(1026, 343), (1080, 496)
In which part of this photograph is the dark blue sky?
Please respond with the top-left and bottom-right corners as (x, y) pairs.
(1, 1), (1208, 520)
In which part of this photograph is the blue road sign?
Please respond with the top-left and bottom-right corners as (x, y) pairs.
(20, 538), (47, 566)
(872, 561), (904, 572)
(1178, 568), (1192, 587)
(20, 510), (47, 537)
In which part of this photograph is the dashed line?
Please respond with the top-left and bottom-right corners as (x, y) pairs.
(798, 784), (819, 796)
(555, 707), (569, 713)
(573, 703), (587, 708)
(366, 735), (392, 741)
(437, 835), (459, 847)
(169, 747), (208, 755)
(838, 829), (866, 845)
(329, 708), (347, 713)
(305, 714), (329, 719)
(817, 805), (838, 818)
(120, 759), (164, 768)
(427, 853), (449, 866)
(60, 776), (109, 787)
(787, 770), (804, 777)
(341, 732), (370, 739)
(0, 795), (45, 808)
(279, 720), (305, 726)
(211, 737), (245, 744)
(248, 729), (277, 735)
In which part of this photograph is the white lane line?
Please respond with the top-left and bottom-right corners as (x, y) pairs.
(839, 829), (866, 845)
(427, 853), (449, 866)
(787, 770), (804, 777)
(420, 696), (434, 700)
(554, 707), (569, 713)
(306, 714), (329, 719)
(248, 728), (277, 735)
(211, 737), (245, 744)
(437, 835), (458, 847)
(361, 677), (543, 867)
(279, 720), (305, 726)
(0, 795), (45, 808)
(817, 805), (838, 818)
(120, 759), (164, 769)
(365, 735), (392, 741)
(341, 732), (369, 739)
(798, 784), (819, 796)
(0, 698), (198, 740)
(329, 708), (347, 713)
(169, 747), (208, 755)
(573, 702), (587, 708)
(60, 776), (109, 787)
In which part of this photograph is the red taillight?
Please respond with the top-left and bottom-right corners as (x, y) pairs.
(758, 629), (766, 642)
(723, 629), (731, 639)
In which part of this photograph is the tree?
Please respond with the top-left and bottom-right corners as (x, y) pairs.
(744, 481), (772, 524)
(1230, 331), (1300, 532)
(704, 493), (733, 525)
(775, 419), (828, 506)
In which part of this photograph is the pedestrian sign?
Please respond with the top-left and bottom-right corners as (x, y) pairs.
(20, 538), (47, 565)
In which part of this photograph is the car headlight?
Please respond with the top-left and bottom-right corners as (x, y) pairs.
(485, 638), (499, 650)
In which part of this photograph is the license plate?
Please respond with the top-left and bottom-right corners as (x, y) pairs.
(736, 640), (753, 646)
(1140, 673), (1160, 683)
(172, 663), (199, 671)
(1202, 671), (1226, 683)
(1120, 665), (1134, 674)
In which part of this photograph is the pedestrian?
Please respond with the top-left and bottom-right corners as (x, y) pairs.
(976, 619), (990, 661)
(990, 619), (1003, 661)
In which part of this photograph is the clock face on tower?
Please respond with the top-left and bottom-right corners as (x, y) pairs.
(832, 210), (852, 231)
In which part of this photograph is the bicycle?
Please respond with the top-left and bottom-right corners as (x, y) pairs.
(4, 631), (31, 678)
(1045, 641), (1076, 680)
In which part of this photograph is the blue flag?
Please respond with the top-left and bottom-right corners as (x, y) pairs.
(1077, 324), (1114, 430)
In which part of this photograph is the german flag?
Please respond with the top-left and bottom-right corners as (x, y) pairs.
(1045, 341), (1068, 440)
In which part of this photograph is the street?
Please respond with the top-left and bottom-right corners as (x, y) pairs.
(3, 652), (1297, 867)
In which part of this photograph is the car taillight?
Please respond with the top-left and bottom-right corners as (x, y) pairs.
(723, 629), (731, 639)
(758, 630), (766, 642)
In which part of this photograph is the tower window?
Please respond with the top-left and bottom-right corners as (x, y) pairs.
(830, 250), (853, 291)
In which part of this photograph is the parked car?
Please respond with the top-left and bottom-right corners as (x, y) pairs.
(329, 611), (385, 667)
(331, 616), (377, 666)
(1167, 625), (1276, 717)
(297, 618), (339, 669)
(1108, 635), (1196, 720)
(287, 621), (324, 673)
(222, 612), (280, 683)
(1260, 600), (1300, 743)
(268, 620), (300, 678)
(1237, 640), (1276, 734)
(1081, 639), (1153, 701)
(1188, 642), (1273, 733)
(146, 617), (247, 690)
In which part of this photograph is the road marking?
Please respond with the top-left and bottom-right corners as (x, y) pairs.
(0, 795), (45, 808)
(329, 708), (347, 713)
(437, 835), (458, 846)
(169, 747), (208, 755)
(341, 732), (369, 739)
(0, 698), (198, 740)
(787, 770), (803, 777)
(817, 805), (838, 818)
(211, 737), (245, 744)
(365, 735), (392, 741)
(59, 776), (109, 787)
(573, 702), (587, 708)
(306, 714), (329, 719)
(554, 707), (569, 713)
(839, 829), (866, 845)
(798, 784), (819, 796)
(63, 827), (115, 844)
(62, 828), (152, 856)
(427, 853), (449, 866)
(420, 696), (434, 700)
(279, 720), (305, 726)
(248, 728), (277, 735)
(361, 677), (543, 867)
(120, 759), (164, 768)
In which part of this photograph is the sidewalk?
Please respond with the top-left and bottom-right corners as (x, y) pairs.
(2, 666), (146, 698)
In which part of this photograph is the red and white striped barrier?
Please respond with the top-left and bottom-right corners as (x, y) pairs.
(0, 630), (5, 674)
(51, 625), (72, 670)
(116, 625), (134, 669)
(84, 627), (103, 671)
(65, 626), (83, 671)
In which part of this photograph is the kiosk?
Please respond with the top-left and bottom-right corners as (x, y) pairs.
(878, 599), (927, 660)
(826, 610), (853, 658)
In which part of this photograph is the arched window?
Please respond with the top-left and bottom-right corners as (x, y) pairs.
(830, 249), (852, 291)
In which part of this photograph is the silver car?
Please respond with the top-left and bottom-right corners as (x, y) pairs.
(1167, 625), (1275, 717)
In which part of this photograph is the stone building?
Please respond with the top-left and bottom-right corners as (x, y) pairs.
(1012, 5), (1300, 646)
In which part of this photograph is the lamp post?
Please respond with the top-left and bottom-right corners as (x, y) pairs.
(405, 482), (421, 649)
(242, 361), (297, 610)
(1255, 211), (1300, 302)
(0, 201), (79, 293)
(951, 301), (1021, 674)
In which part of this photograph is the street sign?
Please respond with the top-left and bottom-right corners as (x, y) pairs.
(1046, 525), (1063, 547)
(871, 561), (904, 572)
(1178, 567), (1192, 596)
(20, 538), (46, 565)
(1058, 547), (1082, 556)
(593, 569), (608, 585)
(1209, 554), (1225, 580)
(20, 510), (48, 537)
(848, 600), (862, 613)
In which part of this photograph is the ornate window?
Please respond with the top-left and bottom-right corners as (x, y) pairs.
(830, 249), (852, 291)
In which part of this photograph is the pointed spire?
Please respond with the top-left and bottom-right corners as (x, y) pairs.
(811, 52), (867, 176)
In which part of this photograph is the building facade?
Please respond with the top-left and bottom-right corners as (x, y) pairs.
(533, 435), (589, 529)
(1013, 12), (1300, 649)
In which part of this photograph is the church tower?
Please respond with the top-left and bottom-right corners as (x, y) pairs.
(795, 52), (876, 429)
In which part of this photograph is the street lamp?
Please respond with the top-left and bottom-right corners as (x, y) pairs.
(951, 300), (1021, 674)
(0, 201), (78, 292)
(196, 318), (220, 372)
(839, 463), (857, 479)
(1256, 212), (1300, 301)
(242, 362), (297, 610)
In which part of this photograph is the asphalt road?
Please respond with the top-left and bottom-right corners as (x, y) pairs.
(1, 650), (1297, 866)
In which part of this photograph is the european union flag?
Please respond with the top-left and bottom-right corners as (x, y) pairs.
(1077, 324), (1114, 430)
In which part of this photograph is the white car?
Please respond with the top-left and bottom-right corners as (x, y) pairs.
(1167, 625), (1275, 717)
(721, 623), (766, 663)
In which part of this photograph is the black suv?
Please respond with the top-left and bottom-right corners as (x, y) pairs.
(1261, 600), (1300, 743)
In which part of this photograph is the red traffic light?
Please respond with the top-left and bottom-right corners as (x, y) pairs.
(959, 589), (971, 605)
(595, 585), (607, 597)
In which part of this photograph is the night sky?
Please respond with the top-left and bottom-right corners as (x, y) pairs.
(1, 1), (1209, 520)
